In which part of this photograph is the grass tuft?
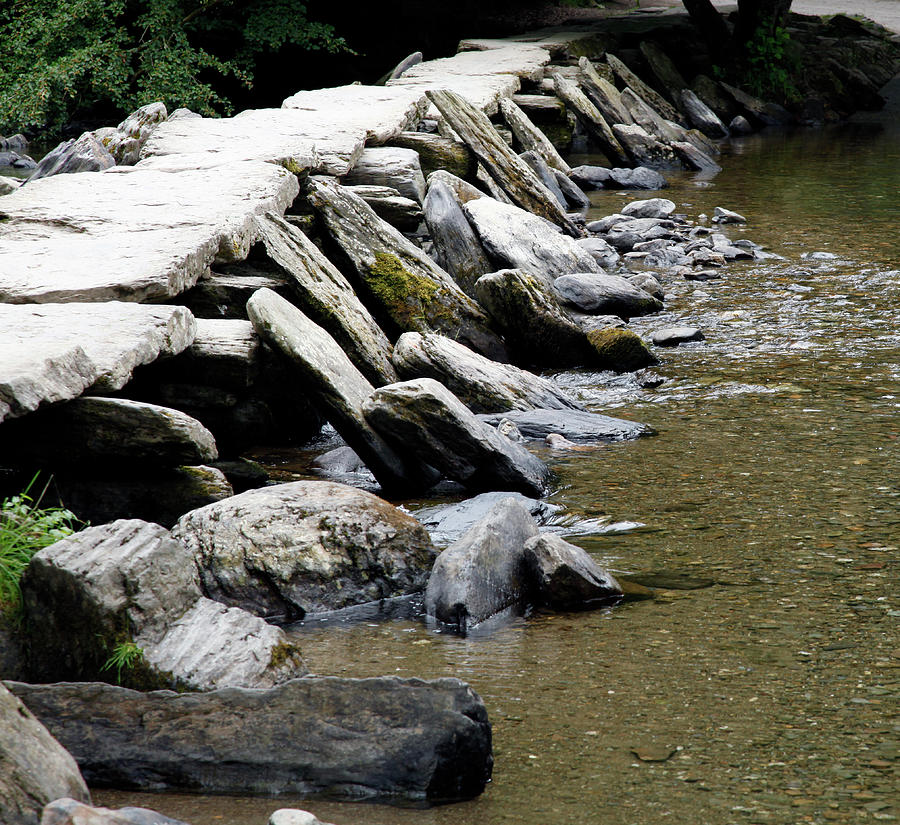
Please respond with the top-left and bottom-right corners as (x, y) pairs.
(0, 474), (80, 617)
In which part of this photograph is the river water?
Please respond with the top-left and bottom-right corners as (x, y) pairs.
(97, 116), (900, 823)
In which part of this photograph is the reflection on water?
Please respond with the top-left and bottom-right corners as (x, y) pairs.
(97, 121), (900, 824)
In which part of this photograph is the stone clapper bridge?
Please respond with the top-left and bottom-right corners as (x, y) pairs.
(0, 30), (672, 806)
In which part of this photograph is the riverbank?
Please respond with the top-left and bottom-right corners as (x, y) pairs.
(2, 7), (899, 825)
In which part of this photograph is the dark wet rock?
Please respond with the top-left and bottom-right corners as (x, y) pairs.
(720, 82), (795, 126)
(711, 235), (753, 260)
(22, 519), (304, 689)
(344, 185), (423, 231)
(53, 466), (233, 529)
(627, 272), (665, 301)
(586, 328), (659, 372)
(576, 237), (620, 269)
(478, 408), (652, 443)
(606, 54), (683, 125)
(552, 273), (663, 318)
(424, 497), (538, 629)
(172, 480), (436, 621)
(681, 267), (722, 281)
(463, 197), (601, 287)
(392, 332), (582, 414)
(620, 88), (685, 146)
(577, 57), (633, 127)
(608, 166), (668, 190)
(423, 180), (493, 297)
(0, 397), (217, 468)
(306, 176), (506, 361)
(474, 269), (587, 368)
(426, 88), (579, 236)
(729, 115), (754, 135)
(638, 41), (688, 104)
(386, 131), (475, 180)
(679, 90), (729, 139)
(524, 533), (622, 610)
(8, 676), (493, 802)
(363, 378), (551, 497)
(313, 445), (367, 476)
(587, 214), (627, 234)
(692, 74), (739, 124)
(689, 247), (727, 267)
(553, 169), (590, 209)
(621, 198), (676, 219)
(413, 492), (559, 547)
(519, 150), (567, 209)
(612, 124), (679, 169)
(247, 288), (435, 493)
(567, 312), (626, 334)
(651, 326), (706, 347)
(552, 74), (629, 166)
(0, 683), (90, 825)
(713, 206), (747, 224)
(498, 97), (571, 175)
(41, 798), (190, 825)
(639, 243), (691, 269)
(343, 147), (426, 204)
(0, 133), (28, 153)
(26, 132), (115, 181)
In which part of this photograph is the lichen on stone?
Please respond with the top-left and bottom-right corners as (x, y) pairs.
(367, 251), (441, 332)
(586, 327), (658, 372)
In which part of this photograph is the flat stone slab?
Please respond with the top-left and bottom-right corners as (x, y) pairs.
(0, 303), (195, 422)
(389, 70), (522, 117)
(0, 162), (298, 303)
(8, 676), (493, 801)
(281, 85), (428, 146)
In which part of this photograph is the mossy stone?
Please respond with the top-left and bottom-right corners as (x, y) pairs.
(586, 328), (659, 373)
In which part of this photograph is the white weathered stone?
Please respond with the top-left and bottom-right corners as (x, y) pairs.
(0, 162), (298, 303)
(343, 147), (426, 203)
(0, 303), (195, 422)
(463, 197), (601, 285)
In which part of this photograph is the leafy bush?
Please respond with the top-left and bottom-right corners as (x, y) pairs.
(0, 0), (347, 137)
(0, 475), (80, 617)
(741, 18), (799, 100)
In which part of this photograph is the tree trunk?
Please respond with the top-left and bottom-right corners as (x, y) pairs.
(735, 0), (793, 48)
(681, 0), (733, 62)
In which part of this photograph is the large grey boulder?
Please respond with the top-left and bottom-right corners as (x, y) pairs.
(519, 150), (567, 209)
(343, 147), (426, 204)
(252, 212), (397, 386)
(478, 408), (653, 443)
(552, 272), (663, 318)
(576, 237), (620, 269)
(423, 180), (493, 297)
(9, 676), (493, 801)
(27, 132), (115, 181)
(0, 397), (217, 466)
(621, 198), (676, 219)
(553, 169), (591, 209)
(392, 332), (582, 414)
(247, 288), (434, 493)
(0, 303), (195, 423)
(523, 533), (622, 610)
(363, 378), (551, 498)
(41, 798), (189, 825)
(424, 497), (539, 630)
(463, 198), (600, 286)
(474, 269), (587, 368)
(413, 492), (561, 547)
(305, 176), (506, 361)
(620, 88), (686, 145)
(21, 519), (304, 690)
(608, 166), (668, 190)
(0, 683), (90, 825)
(172, 481), (436, 620)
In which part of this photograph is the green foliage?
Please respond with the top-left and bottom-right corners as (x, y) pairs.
(102, 639), (144, 684)
(0, 475), (80, 617)
(741, 19), (799, 100)
(0, 0), (348, 137)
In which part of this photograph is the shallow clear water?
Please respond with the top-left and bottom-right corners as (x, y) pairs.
(98, 120), (900, 824)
